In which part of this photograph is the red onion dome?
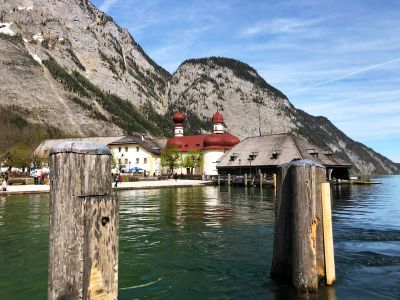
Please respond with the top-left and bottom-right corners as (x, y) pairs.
(224, 134), (240, 147)
(172, 112), (185, 126)
(203, 134), (225, 147)
(167, 138), (183, 148)
(203, 133), (240, 148)
(211, 111), (224, 123)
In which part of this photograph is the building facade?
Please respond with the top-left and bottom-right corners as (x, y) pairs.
(108, 135), (161, 175)
(166, 112), (240, 175)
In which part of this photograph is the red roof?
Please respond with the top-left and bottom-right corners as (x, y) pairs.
(167, 133), (240, 152)
(211, 111), (224, 123)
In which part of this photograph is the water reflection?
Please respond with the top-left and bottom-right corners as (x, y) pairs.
(1, 177), (400, 299)
(117, 186), (275, 299)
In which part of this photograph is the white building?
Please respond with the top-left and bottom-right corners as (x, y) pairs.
(108, 135), (161, 175)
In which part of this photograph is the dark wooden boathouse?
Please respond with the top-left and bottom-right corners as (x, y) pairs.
(217, 133), (351, 180)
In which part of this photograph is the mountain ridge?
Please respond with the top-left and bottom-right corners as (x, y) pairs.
(0, 0), (398, 175)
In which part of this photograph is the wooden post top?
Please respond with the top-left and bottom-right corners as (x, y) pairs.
(279, 159), (326, 169)
(49, 141), (111, 156)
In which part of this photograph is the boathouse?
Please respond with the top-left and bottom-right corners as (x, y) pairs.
(217, 133), (351, 180)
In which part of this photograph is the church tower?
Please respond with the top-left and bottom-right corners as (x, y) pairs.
(212, 111), (224, 134)
(173, 112), (185, 137)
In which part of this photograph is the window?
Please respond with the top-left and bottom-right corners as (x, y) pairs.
(125, 147), (128, 152)
(144, 158), (147, 164)
(272, 150), (282, 159)
(125, 159), (128, 164)
(307, 149), (318, 158)
(118, 147), (121, 153)
(136, 147), (140, 152)
(229, 153), (238, 161)
(136, 158), (139, 164)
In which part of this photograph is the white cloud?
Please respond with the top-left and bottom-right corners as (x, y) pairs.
(99, 0), (118, 13)
(287, 57), (400, 94)
(240, 17), (322, 36)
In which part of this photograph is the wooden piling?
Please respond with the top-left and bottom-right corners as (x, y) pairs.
(244, 173), (248, 187)
(321, 182), (336, 285)
(260, 171), (263, 188)
(271, 159), (327, 293)
(228, 173), (231, 186)
(48, 141), (118, 300)
(273, 173), (277, 190)
(218, 174), (221, 186)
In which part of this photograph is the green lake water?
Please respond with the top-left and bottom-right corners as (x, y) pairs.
(0, 176), (399, 299)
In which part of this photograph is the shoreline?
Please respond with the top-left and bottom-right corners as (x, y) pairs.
(1, 179), (213, 195)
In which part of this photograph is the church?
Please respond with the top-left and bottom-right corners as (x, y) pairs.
(165, 112), (240, 175)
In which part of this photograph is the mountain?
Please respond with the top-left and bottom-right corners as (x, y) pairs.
(0, 0), (171, 138)
(169, 58), (398, 175)
(0, 0), (398, 175)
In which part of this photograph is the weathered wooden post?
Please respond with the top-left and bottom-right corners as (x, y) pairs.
(271, 159), (330, 293)
(259, 170), (263, 188)
(273, 173), (277, 189)
(48, 141), (118, 300)
(244, 173), (248, 187)
(228, 173), (231, 186)
(321, 182), (336, 285)
(218, 174), (221, 186)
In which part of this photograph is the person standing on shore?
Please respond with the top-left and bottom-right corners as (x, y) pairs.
(34, 171), (38, 185)
(2, 179), (7, 191)
(114, 174), (119, 187)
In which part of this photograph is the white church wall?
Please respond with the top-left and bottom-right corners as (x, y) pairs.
(203, 150), (225, 175)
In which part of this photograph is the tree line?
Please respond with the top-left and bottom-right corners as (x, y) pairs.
(0, 107), (60, 172)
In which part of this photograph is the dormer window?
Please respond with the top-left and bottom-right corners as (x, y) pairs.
(229, 153), (238, 161)
(307, 149), (318, 158)
(323, 150), (333, 157)
(248, 152), (258, 161)
(272, 150), (282, 159)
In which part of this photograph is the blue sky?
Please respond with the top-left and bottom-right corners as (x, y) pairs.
(92, 0), (400, 162)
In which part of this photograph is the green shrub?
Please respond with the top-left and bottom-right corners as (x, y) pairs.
(66, 48), (86, 71)
(43, 58), (89, 97)
(99, 50), (117, 74)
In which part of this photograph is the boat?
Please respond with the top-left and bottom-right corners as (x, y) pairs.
(351, 180), (382, 185)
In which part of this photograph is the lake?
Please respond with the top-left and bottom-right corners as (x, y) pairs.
(0, 176), (399, 299)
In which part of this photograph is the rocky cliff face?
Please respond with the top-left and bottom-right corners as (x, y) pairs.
(0, 0), (170, 136)
(169, 58), (399, 175)
(0, 1), (398, 175)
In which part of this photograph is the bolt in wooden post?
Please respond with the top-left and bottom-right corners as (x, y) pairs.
(228, 174), (231, 186)
(271, 160), (326, 293)
(48, 141), (118, 300)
